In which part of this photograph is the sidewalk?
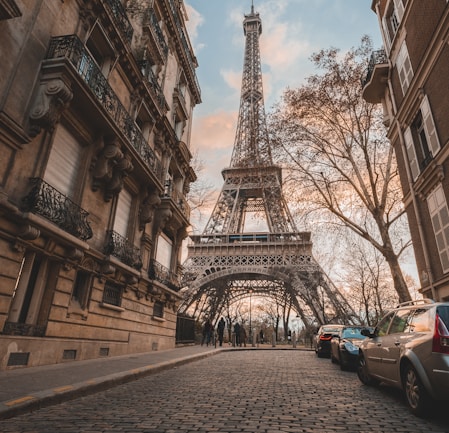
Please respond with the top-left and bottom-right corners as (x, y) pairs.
(0, 344), (223, 420)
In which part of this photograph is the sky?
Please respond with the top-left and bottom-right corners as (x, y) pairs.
(183, 0), (383, 233)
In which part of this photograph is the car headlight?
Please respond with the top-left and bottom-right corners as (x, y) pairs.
(342, 341), (359, 355)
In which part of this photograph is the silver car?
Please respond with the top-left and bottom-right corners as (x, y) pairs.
(357, 299), (449, 417)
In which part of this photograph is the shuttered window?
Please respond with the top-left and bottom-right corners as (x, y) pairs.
(403, 127), (419, 181)
(44, 125), (81, 198)
(427, 185), (449, 273)
(156, 234), (172, 269)
(420, 95), (440, 157)
(396, 41), (413, 95)
(113, 188), (132, 238)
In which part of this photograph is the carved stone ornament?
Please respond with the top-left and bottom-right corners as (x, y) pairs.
(92, 137), (134, 201)
(29, 78), (73, 137)
(139, 190), (161, 230)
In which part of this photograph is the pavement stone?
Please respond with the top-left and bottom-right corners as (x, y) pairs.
(1, 346), (449, 432)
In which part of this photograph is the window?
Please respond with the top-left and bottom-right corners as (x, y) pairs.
(153, 300), (164, 318)
(389, 309), (413, 334)
(85, 24), (115, 76)
(427, 184), (449, 273)
(4, 252), (59, 336)
(376, 312), (395, 336)
(113, 188), (133, 238)
(396, 41), (413, 95)
(156, 233), (173, 269)
(44, 125), (82, 199)
(71, 270), (92, 309)
(102, 281), (122, 307)
(382, 0), (405, 51)
(404, 95), (440, 180)
(407, 308), (432, 333)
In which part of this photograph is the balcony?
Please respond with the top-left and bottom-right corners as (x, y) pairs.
(143, 7), (169, 59)
(104, 230), (143, 270)
(138, 59), (167, 112)
(149, 259), (180, 292)
(21, 178), (93, 241)
(163, 180), (190, 221)
(103, 0), (133, 44)
(166, 0), (201, 101)
(45, 35), (163, 182)
(361, 49), (389, 104)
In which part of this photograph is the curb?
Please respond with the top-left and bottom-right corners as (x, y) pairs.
(0, 350), (221, 420)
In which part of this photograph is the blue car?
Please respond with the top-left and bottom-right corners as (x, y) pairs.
(330, 326), (372, 370)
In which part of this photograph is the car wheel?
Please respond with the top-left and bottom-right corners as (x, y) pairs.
(403, 364), (431, 417)
(357, 354), (378, 386)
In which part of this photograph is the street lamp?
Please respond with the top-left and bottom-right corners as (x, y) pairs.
(249, 289), (253, 343)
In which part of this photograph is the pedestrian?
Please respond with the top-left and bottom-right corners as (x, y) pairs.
(201, 318), (213, 346)
(233, 322), (241, 347)
(259, 329), (264, 344)
(239, 323), (247, 347)
(288, 329), (292, 344)
(217, 317), (226, 347)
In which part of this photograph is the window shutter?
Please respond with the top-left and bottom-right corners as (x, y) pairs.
(396, 42), (413, 95)
(156, 234), (173, 269)
(421, 95), (440, 156)
(114, 188), (132, 238)
(404, 127), (419, 181)
(44, 125), (81, 197)
(382, 16), (391, 53)
(393, 0), (405, 21)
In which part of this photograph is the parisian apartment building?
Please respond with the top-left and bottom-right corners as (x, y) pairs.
(362, 0), (449, 302)
(0, 0), (200, 369)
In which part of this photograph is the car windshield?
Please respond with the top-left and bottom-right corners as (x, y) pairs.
(341, 328), (365, 339)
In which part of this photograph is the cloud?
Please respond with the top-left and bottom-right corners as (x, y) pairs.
(184, 3), (205, 52)
(220, 69), (241, 93)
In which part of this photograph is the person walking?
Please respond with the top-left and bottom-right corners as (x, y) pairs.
(201, 319), (213, 346)
(239, 323), (247, 347)
(233, 322), (241, 347)
(217, 317), (226, 347)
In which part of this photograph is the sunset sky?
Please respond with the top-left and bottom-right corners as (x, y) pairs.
(184, 0), (383, 232)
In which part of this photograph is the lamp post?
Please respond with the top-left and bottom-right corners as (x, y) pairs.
(249, 289), (253, 343)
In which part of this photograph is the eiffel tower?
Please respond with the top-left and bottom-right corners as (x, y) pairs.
(180, 3), (356, 329)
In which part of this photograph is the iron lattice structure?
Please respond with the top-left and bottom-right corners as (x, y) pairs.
(181, 5), (356, 329)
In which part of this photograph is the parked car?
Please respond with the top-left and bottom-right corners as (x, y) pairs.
(330, 326), (373, 370)
(357, 299), (449, 417)
(314, 324), (344, 358)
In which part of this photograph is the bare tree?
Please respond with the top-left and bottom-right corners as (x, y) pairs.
(340, 234), (398, 325)
(186, 150), (216, 232)
(269, 36), (412, 303)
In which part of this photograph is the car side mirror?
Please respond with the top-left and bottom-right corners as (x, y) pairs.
(361, 328), (374, 337)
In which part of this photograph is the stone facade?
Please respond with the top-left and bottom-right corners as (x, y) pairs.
(363, 0), (449, 301)
(0, 0), (200, 369)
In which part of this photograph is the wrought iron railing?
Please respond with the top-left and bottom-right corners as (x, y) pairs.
(149, 259), (180, 291)
(138, 59), (166, 110)
(102, 281), (122, 306)
(21, 178), (93, 241)
(46, 35), (163, 181)
(166, 0), (201, 97)
(104, 230), (143, 270)
(145, 7), (169, 56)
(103, 0), (134, 43)
(361, 49), (388, 88)
(163, 180), (190, 220)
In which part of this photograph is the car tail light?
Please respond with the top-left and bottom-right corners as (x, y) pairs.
(432, 313), (449, 354)
(319, 334), (332, 341)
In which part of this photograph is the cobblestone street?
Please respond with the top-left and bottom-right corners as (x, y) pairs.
(1, 349), (448, 433)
